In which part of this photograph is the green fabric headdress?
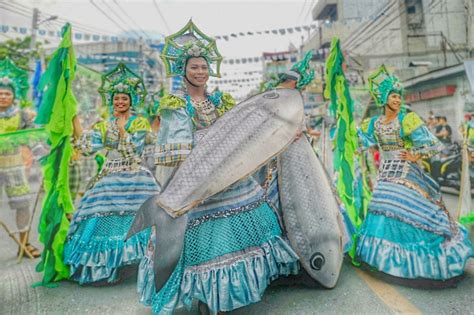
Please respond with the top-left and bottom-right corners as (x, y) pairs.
(0, 57), (29, 101)
(278, 51), (315, 90)
(98, 63), (147, 113)
(161, 19), (222, 77)
(368, 65), (403, 106)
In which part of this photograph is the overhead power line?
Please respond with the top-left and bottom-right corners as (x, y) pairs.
(112, 0), (151, 39)
(9, 1), (111, 36)
(89, 0), (129, 34)
(343, 0), (397, 49)
(0, 4), (31, 19)
(100, 0), (142, 38)
(298, 0), (310, 19)
(303, 0), (318, 23)
(152, 0), (171, 34)
(347, 2), (407, 54)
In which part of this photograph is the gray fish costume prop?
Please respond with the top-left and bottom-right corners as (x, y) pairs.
(126, 195), (187, 291)
(278, 137), (344, 288)
(127, 88), (305, 292)
(154, 88), (305, 217)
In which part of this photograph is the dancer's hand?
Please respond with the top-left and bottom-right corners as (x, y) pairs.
(294, 131), (302, 141)
(72, 115), (83, 139)
(117, 116), (127, 138)
(399, 151), (420, 162)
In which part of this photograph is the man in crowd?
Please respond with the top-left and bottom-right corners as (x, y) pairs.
(435, 116), (453, 144)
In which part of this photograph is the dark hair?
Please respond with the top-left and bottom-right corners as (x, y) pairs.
(184, 56), (208, 72)
(113, 92), (131, 100)
(112, 92), (132, 106)
(0, 85), (15, 96)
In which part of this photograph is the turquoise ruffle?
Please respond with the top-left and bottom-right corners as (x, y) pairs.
(64, 221), (149, 285)
(139, 236), (299, 314)
(356, 214), (473, 280)
(137, 254), (155, 305)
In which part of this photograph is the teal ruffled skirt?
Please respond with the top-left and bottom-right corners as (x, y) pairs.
(64, 168), (160, 284)
(357, 214), (472, 280)
(137, 177), (300, 314)
(356, 163), (473, 280)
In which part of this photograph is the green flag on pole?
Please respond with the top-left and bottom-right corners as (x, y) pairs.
(324, 38), (365, 258)
(34, 23), (77, 286)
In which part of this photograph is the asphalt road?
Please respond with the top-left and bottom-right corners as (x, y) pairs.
(0, 176), (473, 315)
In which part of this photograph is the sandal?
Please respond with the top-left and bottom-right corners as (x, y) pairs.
(18, 243), (41, 259)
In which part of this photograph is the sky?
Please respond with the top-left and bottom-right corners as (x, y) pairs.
(0, 0), (319, 97)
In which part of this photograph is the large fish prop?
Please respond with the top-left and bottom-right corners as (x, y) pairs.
(127, 88), (304, 291)
(278, 136), (344, 289)
(156, 88), (304, 218)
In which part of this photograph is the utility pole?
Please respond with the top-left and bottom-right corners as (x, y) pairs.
(139, 36), (146, 84)
(31, 8), (39, 55)
(30, 8), (58, 59)
(29, 8), (57, 100)
(466, 0), (473, 58)
(300, 35), (305, 58)
(28, 8), (39, 100)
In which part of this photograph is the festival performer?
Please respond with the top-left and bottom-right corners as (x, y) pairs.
(63, 63), (161, 285)
(136, 20), (301, 314)
(356, 65), (473, 285)
(0, 58), (41, 259)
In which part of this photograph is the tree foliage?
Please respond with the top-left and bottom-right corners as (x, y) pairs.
(0, 36), (46, 69)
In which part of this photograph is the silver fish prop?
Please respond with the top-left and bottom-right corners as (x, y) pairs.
(126, 195), (187, 291)
(157, 88), (304, 217)
(278, 136), (344, 289)
(127, 88), (304, 292)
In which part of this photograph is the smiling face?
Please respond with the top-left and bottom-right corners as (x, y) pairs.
(113, 93), (131, 114)
(0, 88), (14, 111)
(386, 92), (402, 113)
(185, 57), (209, 87)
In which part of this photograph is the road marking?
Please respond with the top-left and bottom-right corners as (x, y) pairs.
(355, 269), (423, 315)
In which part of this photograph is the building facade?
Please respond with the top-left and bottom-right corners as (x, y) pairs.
(303, 0), (474, 135)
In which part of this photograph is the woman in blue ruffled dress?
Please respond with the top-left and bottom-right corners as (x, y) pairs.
(357, 65), (473, 284)
(136, 20), (301, 314)
(64, 63), (161, 285)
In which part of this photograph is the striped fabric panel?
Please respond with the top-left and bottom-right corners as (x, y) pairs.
(404, 165), (441, 200)
(372, 182), (446, 221)
(370, 181), (451, 236)
(75, 169), (159, 217)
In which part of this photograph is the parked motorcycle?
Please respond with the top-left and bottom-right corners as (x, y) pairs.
(421, 143), (474, 190)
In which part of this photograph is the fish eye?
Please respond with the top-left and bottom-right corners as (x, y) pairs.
(310, 252), (325, 270)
